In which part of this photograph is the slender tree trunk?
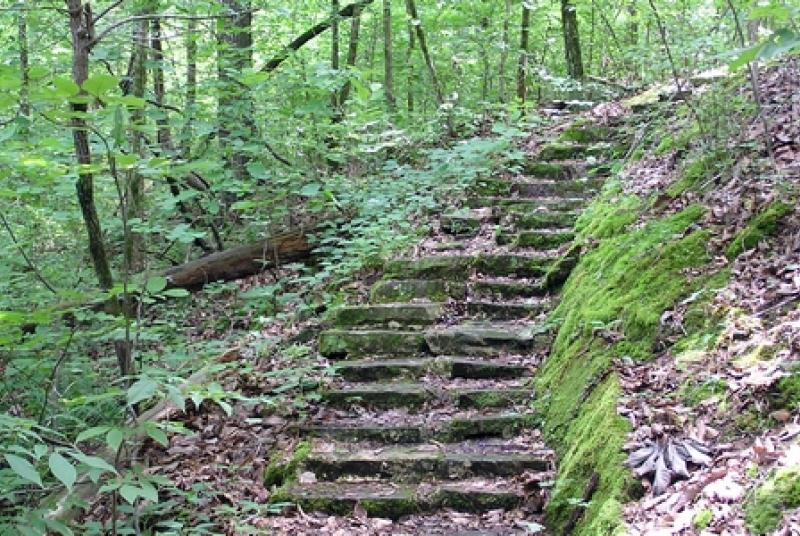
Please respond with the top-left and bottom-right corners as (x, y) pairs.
(339, 6), (363, 104)
(405, 0), (444, 106)
(561, 0), (584, 78)
(479, 15), (490, 103)
(517, 3), (531, 106)
(217, 0), (254, 183)
(181, 17), (198, 157)
(383, 0), (396, 111)
(367, 11), (379, 82)
(499, 0), (511, 103)
(18, 12), (29, 122)
(406, 18), (415, 112)
(66, 0), (114, 289)
(331, 0), (341, 110)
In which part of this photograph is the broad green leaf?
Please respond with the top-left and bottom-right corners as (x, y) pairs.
(139, 480), (159, 502)
(53, 77), (80, 97)
(4, 453), (42, 487)
(144, 423), (169, 447)
(69, 451), (117, 475)
(76, 426), (110, 443)
(162, 288), (190, 298)
(82, 74), (118, 96)
(106, 428), (124, 452)
(300, 183), (322, 197)
(127, 376), (158, 406)
(48, 451), (77, 490)
(119, 484), (140, 504)
(166, 386), (187, 412)
(145, 276), (168, 294)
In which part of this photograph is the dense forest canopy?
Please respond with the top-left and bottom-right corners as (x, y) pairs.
(0, 0), (798, 534)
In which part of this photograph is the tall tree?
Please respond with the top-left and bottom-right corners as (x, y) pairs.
(65, 0), (114, 289)
(517, 2), (531, 106)
(405, 0), (444, 107)
(217, 0), (254, 183)
(499, 0), (511, 103)
(181, 17), (198, 157)
(17, 11), (29, 122)
(383, 0), (396, 111)
(406, 16), (415, 112)
(339, 5), (363, 105)
(561, 0), (584, 78)
(331, 0), (341, 111)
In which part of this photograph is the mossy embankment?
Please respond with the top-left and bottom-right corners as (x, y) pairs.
(536, 182), (715, 534)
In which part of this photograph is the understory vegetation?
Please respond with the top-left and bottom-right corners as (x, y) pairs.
(1, 0), (799, 534)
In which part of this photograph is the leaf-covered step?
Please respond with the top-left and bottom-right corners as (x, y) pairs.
(465, 300), (549, 321)
(283, 479), (535, 520)
(466, 196), (587, 213)
(300, 411), (539, 443)
(304, 441), (551, 482)
(318, 329), (429, 359)
(334, 303), (445, 328)
(426, 322), (550, 356)
(384, 254), (557, 280)
(495, 229), (575, 249)
(322, 382), (432, 409)
(470, 279), (547, 300)
(335, 357), (533, 382)
(369, 279), (467, 304)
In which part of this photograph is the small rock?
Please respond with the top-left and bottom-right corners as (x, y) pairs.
(299, 471), (317, 484)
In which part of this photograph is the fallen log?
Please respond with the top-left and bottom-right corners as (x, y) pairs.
(163, 231), (312, 289)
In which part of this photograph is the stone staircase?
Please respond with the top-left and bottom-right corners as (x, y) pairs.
(279, 122), (618, 529)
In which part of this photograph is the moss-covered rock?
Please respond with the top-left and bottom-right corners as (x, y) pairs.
(455, 388), (531, 409)
(334, 303), (444, 328)
(536, 196), (715, 535)
(322, 383), (432, 409)
(369, 279), (467, 303)
(524, 161), (576, 179)
(560, 119), (615, 144)
(318, 329), (428, 358)
(726, 201), (793, 259)
(514, 229), (575, 249)
(745, 464), (800, 534)
(265, 440), (311, 488)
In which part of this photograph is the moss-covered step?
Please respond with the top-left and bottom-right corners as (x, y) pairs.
(502, 210), (579, 230)
(283, 480), (531, 519)
(322, 382), (432, 409)
(559, 120), (616, 144)
(512, 178), (604, 198)
(334, 303), (445, 328)
(304, 443), (550, 482)
(503, 229), (575, 249)
(385, 254), (556, 280)
(335, 357), (531, 382)
(466, 196), (587, 213)
(441, 213), (486, 237)
(318, 329), (428, 359)
(426, 322), (550, 356)
(370, 279), (467, 304)
(471, 279), (547, 300)
(523, 161), (578, 179)
(465, 300), (547, 321)
(454, 388), (532, 409)
(537, 141), (617, 160)
(300, 411), (539, 443)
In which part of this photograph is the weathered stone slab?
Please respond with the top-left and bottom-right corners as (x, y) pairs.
(318, 329), (428, 358)
(370, 279), (467, 303)
(334, 303), (445, 328)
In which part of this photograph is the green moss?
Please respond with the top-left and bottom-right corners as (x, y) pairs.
(745, 465), (800, 534)
(536, 201), (713, 535)
(680, 377), (727, 407)
(772, 363), (800, 412)
(574, 182), (642, 242)
(666, 150), (728, 198)
(726, 201), (793, 259)
(560, 119), (614, 144)
(265, 441), (311, 488)
(694, 508), (713, 529)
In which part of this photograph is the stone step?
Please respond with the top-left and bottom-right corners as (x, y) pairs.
(319, 329), (428, 359)
(537, 141), (616, 160)
(523, 161), (579, 179)
(322, 381), (532, 410)
(370, 279), (467, 304)
(500, 210), (579, 230)
(495, 229), (575, 249)
(284, 479), (536, 520)
(304, 441), (551, 482)
(476, 177), (602, 198)
(440, 212), (489, 237)
(471, 279), (547, 300)
(465, 300), (548, 320)
(335, 357), (533, 382)
(426, 322), (550, 356)
(333, 303), (445, 328)
(467, 196), (587, 213)
(384, 254), (556, 280)
(300, 412), (539, 443)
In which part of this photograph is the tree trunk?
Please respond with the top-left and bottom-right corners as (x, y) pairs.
(163, 232), (312, 289)
(383, 0), (396, 111)
(331, 0), (341, 110)
(66, 0), (114, 289)
(217, 0), (254, 183)
(181, 17), (198, 157)
(405, 0), (444, 107)
(406, 17), (415, 112)
(561, 0), (584, 78)
(499, 0), (511, 103)
(517, 3), (531, 106)
(18, 12), (29, 122)
(339, 6), (363, 104)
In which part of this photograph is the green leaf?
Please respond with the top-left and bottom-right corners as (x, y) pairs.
(106, 428), (124, 452)
(300, 183), (322, 197)
(145, 423), (169, 447)
(82, 74), (119, 97)
(53, 76), (80, 97)
(162, 288), (190, 298)
(119, 484), (140, 504)
(4, 453), (42, 487)
(127, 376), (158, 406)
(145, 276), (168, 294)
(69, 451), (117, 475)
(76, 426), (110, 443)
(48, 451), (77, 490)
(166, 386), (186, 412)
(139, 480), (159, 502)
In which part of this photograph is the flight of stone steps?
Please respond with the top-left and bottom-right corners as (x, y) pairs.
(279, 120), (620, 530)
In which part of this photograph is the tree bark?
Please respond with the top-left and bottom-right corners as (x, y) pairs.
(331, 0), (341, 110)
(339, 5), (363, 104)
(561, 0), (584, 78)
(181, 17), (198, 157)
(163, 232), (312, 289)
(405, 0), (444, 107)
(499, 0), (511, 103)
(383, 0), (396, 111)
(66, 0), (114, 289)
(517, 3), (531, 106)
(18, 12), (30, 121)
(406, 16), (415, 112)
(217, 0), (254, 183)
